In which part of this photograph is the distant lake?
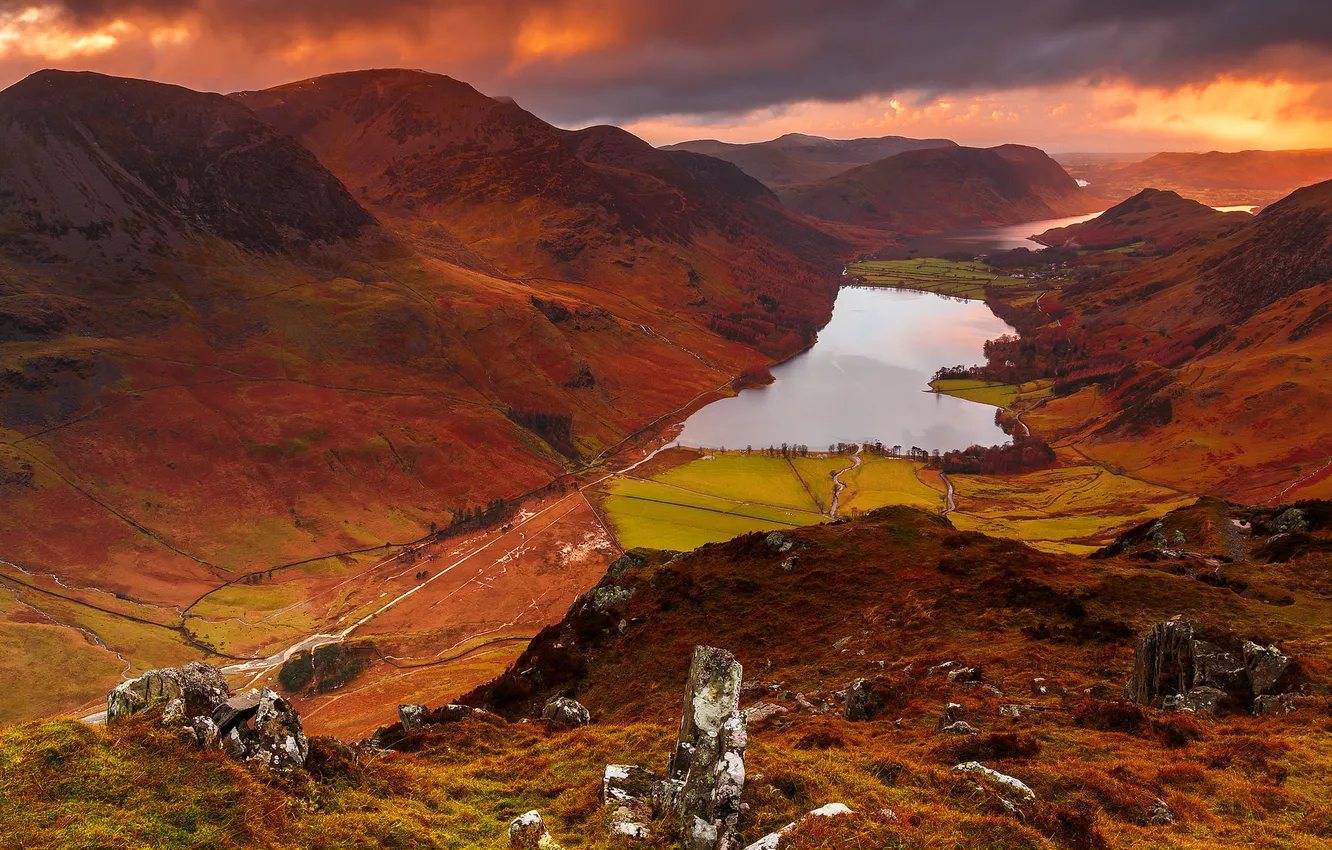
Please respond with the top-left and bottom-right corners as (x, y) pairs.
(910, 211), (1105, 254)
(677, 287), (1014, 452)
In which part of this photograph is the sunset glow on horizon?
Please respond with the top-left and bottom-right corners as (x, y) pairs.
(0, 0), (1327, 152)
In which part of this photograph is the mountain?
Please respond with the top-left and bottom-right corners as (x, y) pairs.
(0, 69), (843, 728)
(776, 144), (1101, 232)
(1035, 188), (1252, 252)
(9, 499), (1332, 847)
(0, 70), (378, 263)
(661, 132), (957, 188)
(1022, 179), (1332, 502)
(233, 69), (842, 356)
(1076, 148), (1332, 207)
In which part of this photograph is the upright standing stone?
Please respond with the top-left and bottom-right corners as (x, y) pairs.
(1128, 619), (1198, 704)
(669, 646), (747, 850)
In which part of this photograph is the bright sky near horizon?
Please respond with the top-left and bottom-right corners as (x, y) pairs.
(0, 0), (1329, 151)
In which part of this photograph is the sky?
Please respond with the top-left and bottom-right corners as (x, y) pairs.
(1, 0), (1330, 151)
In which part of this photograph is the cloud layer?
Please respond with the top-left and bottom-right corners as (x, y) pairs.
(0, 0), (1329, 145)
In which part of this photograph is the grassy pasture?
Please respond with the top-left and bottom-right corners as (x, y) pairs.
(948, 465), (1195, 555)
(847, 258), (1029, 300)
(931, 378), (1053, 410)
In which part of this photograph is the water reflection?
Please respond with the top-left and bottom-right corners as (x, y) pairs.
(678, 287), (1015, 452)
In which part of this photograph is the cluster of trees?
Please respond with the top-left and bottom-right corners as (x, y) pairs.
(446, 497), (511, 532)
(277, 643), (369, 695)
(937, 437), (1057, 475)
(506, 406), (577, 458)
(731, 364), (774, 390)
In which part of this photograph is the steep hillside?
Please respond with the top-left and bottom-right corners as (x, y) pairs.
(6, 503), (1332, 849)
(662, 133), (957, 188)
(1004, 182), (1332, 503)
(1083, 148), (1332, 207)
(1036, 188), (1252, 252)
(0, 70), (377, 263)
(234, 70), (843, 358)
(777, 145), (1101, 232)
(0, 69), (841, 730)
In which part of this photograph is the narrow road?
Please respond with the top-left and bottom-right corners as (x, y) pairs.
(941, 472), (957, 514)
(1265, 456), (1332, 506)
(829, 445), (863, 518)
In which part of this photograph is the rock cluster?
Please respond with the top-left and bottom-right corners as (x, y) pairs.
(742, 803), (854, 850)
(541, 695), (591, 728)
(590, 645), (748, 848)
(1128, 619), (1300, 714)
(107, 663), (308, 769)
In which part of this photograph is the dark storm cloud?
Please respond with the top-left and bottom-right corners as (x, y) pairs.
(6, 0), (1331, 124)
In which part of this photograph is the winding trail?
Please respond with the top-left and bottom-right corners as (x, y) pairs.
(941, 472), (957, 514)
(829, 444), (863, 518)
(1265, 456), (1332, 506)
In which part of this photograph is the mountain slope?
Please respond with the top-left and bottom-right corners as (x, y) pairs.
(1036, 188), (1252, 252)
(0, 69), (842, 728)
(7, 502), (1332, 848)
(1020, 180), (1332, 502)
(233, 70), (843, 357)
(777, 144), (1101, 232)
(1082, 148), (1332, 207)
(661, 132), (958, 188)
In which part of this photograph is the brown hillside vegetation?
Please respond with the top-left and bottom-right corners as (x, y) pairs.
(1017, 181), (1332, 503)
(1077, 149), (1332, 207)
(1036, 189), (1252, 253)
(778, 145), (1101, 233)
(6, 503), (1332, 848)
(661, 133), (958, 189)
(0, 68), (843, 726)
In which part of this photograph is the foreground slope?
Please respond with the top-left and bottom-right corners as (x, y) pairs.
(0, 69), (841, 726)
(778, 145), (1101, 233)
(5, 503), (1332, 848)
(662, 133), (958, 188)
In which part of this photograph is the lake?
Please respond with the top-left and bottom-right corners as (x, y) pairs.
(677, 286), (1015, 452)
(910, 211), (1105, 254)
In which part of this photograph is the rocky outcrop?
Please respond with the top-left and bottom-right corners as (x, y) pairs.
(104, 663), (308, 769)
(508, 810), (562, 850)
(935, 703), (975, 734)
(399, 703), (472, 732)
(668, 646), (747, 850)
(742, 803), (853, 850)
(602, 765), (656, 840)
(953, 762), (1036, 817)
(1128, 620), (1302, 714)
(1243, 641), (1295, 696)
(843, 678), (870, 721)
(541, 696), (591, 728)
(1149, 798), (1174, 826)
(107, 662), (231, 723)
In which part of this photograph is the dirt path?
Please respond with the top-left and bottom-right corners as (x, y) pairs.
(941, 472), (957, 514)
(1265, 456), (1332, 506)
(829, 445), (863, 518)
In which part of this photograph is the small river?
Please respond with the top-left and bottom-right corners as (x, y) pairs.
(678, 286), (1016, 452)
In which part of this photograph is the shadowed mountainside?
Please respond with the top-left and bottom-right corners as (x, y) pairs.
(1036, 188), (1252, 253)
(777, 144), (1102, 233)
(661, 132), (958, 188)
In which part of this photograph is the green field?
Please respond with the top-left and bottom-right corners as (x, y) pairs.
(847, 258), (1030, 300)
(948, 465), (1194, 555)
(839, 457), (947, 515)
(931, 378), (1052, 409)
(600, 452), (947, 552)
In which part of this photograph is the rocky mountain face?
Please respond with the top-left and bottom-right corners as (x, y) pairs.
(661, 133), (958, 189)
(1036, 188), (1251, 253)
(776, 144), (1101, 232)
(0, 70), (377, 263)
